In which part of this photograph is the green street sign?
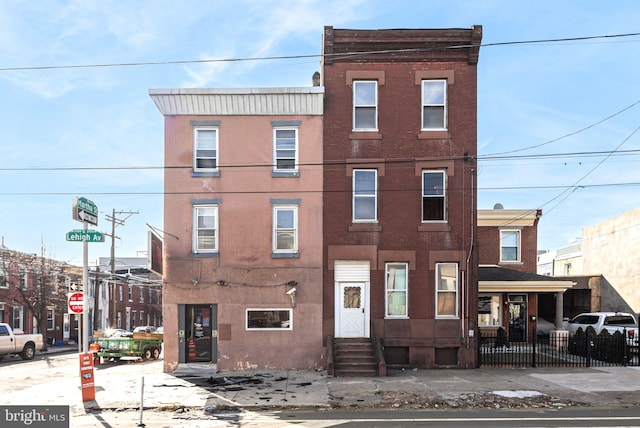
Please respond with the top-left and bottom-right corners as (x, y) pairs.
(72, 197), (99, 226)
(66, 229), (105, 243)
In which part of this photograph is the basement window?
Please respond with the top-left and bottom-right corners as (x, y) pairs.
(246, 309), (292, 330)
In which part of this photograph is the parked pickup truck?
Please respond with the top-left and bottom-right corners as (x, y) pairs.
(0, 323), (45, 360)
(566, 312), (639, 348)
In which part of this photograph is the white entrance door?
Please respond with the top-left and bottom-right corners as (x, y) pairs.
(336, 282), (368, 338)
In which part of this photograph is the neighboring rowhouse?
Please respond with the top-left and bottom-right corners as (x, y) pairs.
(150, 87), (325, 371)
(321, 26), (483, 369)
(478, 207), (574, 342)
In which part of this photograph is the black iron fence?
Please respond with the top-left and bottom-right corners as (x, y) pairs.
(479, 328), (638, 368)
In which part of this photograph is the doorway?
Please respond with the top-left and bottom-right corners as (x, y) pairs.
(183, 304), (217, 363)
(507, 294), (527, 342)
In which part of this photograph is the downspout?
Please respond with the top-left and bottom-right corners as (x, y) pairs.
(465, 161), (476, 348)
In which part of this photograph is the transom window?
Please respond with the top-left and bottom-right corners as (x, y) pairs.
(422, 170), (446, 221)
(273, 205), (298, 253)
(193, 205), (218, 253)
(193, 128), (218, 171)
(436, 263), (458, 318)
(353, 81), (378, 130)
(386, 263), (408, 317)
(500, 230), (520, 262)
(273, 128), (298, 172)
(422, 80), (447, 130)
(353, 169), (377, 222)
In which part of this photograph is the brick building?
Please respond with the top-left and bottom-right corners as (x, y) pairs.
(150, 87), (325, 371)
(321, 26), (483, 369)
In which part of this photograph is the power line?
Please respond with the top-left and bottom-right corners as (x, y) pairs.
(0, 148), (639, 172)
(0, 32), (639, 72)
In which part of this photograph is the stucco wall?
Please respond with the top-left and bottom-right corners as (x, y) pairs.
(582, 208), (640, 314)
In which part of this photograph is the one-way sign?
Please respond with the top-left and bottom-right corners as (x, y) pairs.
(73, 197), (98, 226)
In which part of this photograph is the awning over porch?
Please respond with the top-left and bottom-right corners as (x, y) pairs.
(479, 266), (576, 293)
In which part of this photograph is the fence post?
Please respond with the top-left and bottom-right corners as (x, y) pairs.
(532, 333), (536, 368)
(586, 329), (591, 367)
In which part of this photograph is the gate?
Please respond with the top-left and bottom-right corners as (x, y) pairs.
(479, 328), (638, 368)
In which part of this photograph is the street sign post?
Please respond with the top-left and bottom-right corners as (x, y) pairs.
(68, 292), (84, 314)
(72, 197), (98, 226)
(66, 229), (105, 242)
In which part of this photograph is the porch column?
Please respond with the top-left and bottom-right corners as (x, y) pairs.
(555, 291), (564, 329)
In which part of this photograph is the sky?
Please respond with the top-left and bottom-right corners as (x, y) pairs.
(0, 0), (639, 266)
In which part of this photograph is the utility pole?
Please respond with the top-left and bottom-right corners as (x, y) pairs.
(104, 209), (138, 328)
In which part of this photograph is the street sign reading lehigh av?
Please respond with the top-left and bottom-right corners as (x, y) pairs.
(66, 229), (105, 243)
(72, 197), (98, 226)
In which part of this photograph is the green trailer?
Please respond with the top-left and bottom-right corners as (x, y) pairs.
(90, 333), (163, 363)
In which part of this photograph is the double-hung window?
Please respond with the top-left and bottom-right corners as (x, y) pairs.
(422, 170), (446, 221)
(436, 263), (458, 318)
(193, 127), (218, 172)
(353, 81), (378, 130)
(273, 205), (298, 255)
(353, 169), (377, 222)
(500, 230), (520, 262)
(386, 263), (408, 317)
(422, 80), (447, 130)
(193, 205), (218, 253)
(273, 128), (298, 173)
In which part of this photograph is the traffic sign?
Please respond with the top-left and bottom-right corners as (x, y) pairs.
(73, 197), (98, 226)
(66, 229), (105, 243)
(68, 292), (84, 314)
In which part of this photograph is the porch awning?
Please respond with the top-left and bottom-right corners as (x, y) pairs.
(479, 266), (576, 293)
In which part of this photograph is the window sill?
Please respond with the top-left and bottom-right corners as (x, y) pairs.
(349, 132), (382, 140)
(435, 316), (460, 320)
(384, 316), (409, 320)
(499, 261), (523, 265)
(272, 252), (300, 259)
(190, 252), (219, 258)
(272, 171), (300, 178)
(192, 171), (220, 178)
(349, 223), (382, 232)
(417, 130), (450, 140)
(418, 223), (451, 232)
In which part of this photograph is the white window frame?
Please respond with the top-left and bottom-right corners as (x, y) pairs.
(478, 294), (502, 327)
(193, 127), (219, 172)
(47, 307), (55, 330)
(272, 205), (298, 253)
(353, 80), (378, 131)
(139, 287), (144, 303)
(422, 170), (446, 222)
(0, 266), (7, 288)
(435, 263), (459, 319)
(385, 263), (408, 318)
(353, 169), (378, 222)
(421, 79), (447, 130)
(273, 127), (298, 172)
(500, 229), (521, 263)
(128, 285), (133, 302)
(193, 205), (219, 253)
(12, 305), (24, 331)
(246, 308), (293, 330)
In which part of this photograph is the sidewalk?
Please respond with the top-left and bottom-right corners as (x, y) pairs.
(34, 346), (640, 413)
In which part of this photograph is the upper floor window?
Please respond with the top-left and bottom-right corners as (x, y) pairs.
(422, 80), (447, 130)
(386, 263), (408, 318)
(193, 205), (218, 253)
(353, 81), (378, 131)
(0, 267), (7, 288)
(422, 170), (446, 221)
(119, 285), (124, 302)
(273, 205), (298, 254)
(500, 230), (520, 262)
(139, 288), (144, 303)
(273, 128), (298, 173)
(193, 127), (218, 172)
(436, 263), (458, 318)
(128, 285), (133, 302)
(353, 169), (377, 222)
